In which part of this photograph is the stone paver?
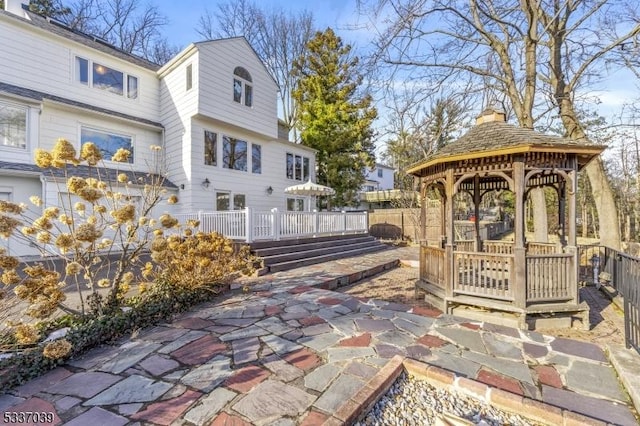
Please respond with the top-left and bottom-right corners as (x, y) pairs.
(224, 366), (270, 393)
(232, 380), (315, 425)
(1, 246), (636, 426)
(180, 356), (232, 392)
(46, 372), (122, 398)
(84, 375), (172, 405)
(64, 407), (126, 426)
(129, 389), (201, 425)
(98, 341), (161, 374)
(313, 374), (366, 413)
(565, 359), (628, 402)
(183, 388), (237, 425)
(171, 334), (226, 365)
(304, 363), (342, 392)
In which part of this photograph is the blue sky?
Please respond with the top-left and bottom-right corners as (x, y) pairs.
(159, 0), (363, 50)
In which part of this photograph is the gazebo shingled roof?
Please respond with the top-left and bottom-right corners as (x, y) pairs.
(407, 120), (606, 177)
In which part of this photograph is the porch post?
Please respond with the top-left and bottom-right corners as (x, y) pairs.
(271, 208), (280, 241)
(513, 159), (527, 309)
(244, 206), (253, 243)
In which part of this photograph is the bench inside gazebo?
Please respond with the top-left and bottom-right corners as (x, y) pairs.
(409, 108), (605, 330)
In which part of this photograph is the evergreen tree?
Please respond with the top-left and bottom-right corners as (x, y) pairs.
(28, 0), (70, 19)
(292, 28), (377, 208)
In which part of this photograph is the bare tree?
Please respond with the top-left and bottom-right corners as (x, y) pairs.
(59, 0), (179, 64)
(197, 1), (315, 139)
(361, 0), (640, 249)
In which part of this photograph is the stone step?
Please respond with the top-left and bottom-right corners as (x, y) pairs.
(267, 244), (389, 273)
(253, 236), (376, 257)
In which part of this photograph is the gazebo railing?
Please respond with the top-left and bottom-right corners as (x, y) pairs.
(419, 242), (578, 306)
(483, 240), (513, 254)
(526, 253), (573, 302)
(421, 245), (446, 289)
(527, 242), (560, 255)
(453, 252), (514, 301)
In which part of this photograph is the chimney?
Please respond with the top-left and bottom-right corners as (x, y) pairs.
(476, 107), (506, 125)
(4, 0), (27, 16)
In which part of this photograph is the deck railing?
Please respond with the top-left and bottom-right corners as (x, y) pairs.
(173, 208), (368, 242)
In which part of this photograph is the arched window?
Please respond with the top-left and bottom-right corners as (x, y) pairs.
(233, 66), (253, 107)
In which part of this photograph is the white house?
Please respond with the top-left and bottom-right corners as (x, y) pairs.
(362, 163), (395, 191)
(0, 1), (316, 256)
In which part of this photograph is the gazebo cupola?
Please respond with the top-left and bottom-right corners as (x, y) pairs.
(408, 108), (605, 329)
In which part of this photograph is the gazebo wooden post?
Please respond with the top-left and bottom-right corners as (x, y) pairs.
(559, 181), (567, 247)
(444, 167), (455, 303)
(567, 165), (578, 304)
(419, 178), (426, 242)
(473, 174), (482, 251)
(513, 158), (527, 310)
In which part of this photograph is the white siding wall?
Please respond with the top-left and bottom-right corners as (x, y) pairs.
(0, 14), (159, 121)
(365, 165), (395, 190)
(159, 51), (200, 209)
(39, 104), (162, 172)
(0, 174), (42, 257)
(196, 39), (278, 139)
(177, 117), (315, 213)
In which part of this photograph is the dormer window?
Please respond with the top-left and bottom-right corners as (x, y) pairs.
(233, 66), (252, 107)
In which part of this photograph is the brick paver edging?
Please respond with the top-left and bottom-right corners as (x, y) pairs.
(326, 355), (608, 426)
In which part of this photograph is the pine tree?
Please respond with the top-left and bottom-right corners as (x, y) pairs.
(292, 28), (377, 208)
(28, 0), (71, 19)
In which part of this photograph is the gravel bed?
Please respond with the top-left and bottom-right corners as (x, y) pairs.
(357, 372), (541, 426)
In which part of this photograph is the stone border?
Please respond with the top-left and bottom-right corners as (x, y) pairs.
(325, 355), (608, 426)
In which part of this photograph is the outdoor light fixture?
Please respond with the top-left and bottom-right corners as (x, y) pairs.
(202, 178), (210, 188)
(266, 186), (273, 195)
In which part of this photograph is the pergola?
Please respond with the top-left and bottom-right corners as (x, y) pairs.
(408, 109), (605, 329)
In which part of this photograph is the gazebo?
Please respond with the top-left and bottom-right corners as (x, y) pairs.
(408, 109), (605, 329)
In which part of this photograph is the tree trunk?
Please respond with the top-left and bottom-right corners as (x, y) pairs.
(583, 158), (620, 249)
(531, 187), (548, 242)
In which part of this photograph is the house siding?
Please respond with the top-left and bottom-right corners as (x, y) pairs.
(196, 40), (278, 139)
(0, 14), (160, 122)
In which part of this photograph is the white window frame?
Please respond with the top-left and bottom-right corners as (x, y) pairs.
(74, 55), (139, 99)
(286, 152), (311, 181)
(80, 125), (135, 164)
(0, 100), (28, 151)
(232, 67), (253, 107)
(216, 191), (246, 211)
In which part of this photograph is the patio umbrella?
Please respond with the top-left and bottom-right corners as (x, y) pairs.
(284, 179), (335, 210)
(284, 179), (335, 196)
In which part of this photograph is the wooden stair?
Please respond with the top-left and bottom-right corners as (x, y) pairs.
(250, 234), (388, 273)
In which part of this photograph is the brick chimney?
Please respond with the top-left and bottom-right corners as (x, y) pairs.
(475, 107), (506, 125)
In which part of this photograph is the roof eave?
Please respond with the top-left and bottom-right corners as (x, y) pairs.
(407, 144), (606, 176)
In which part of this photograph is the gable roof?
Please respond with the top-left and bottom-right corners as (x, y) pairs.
(0, 6), (160, 70)
(407, 120), (605, 175)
